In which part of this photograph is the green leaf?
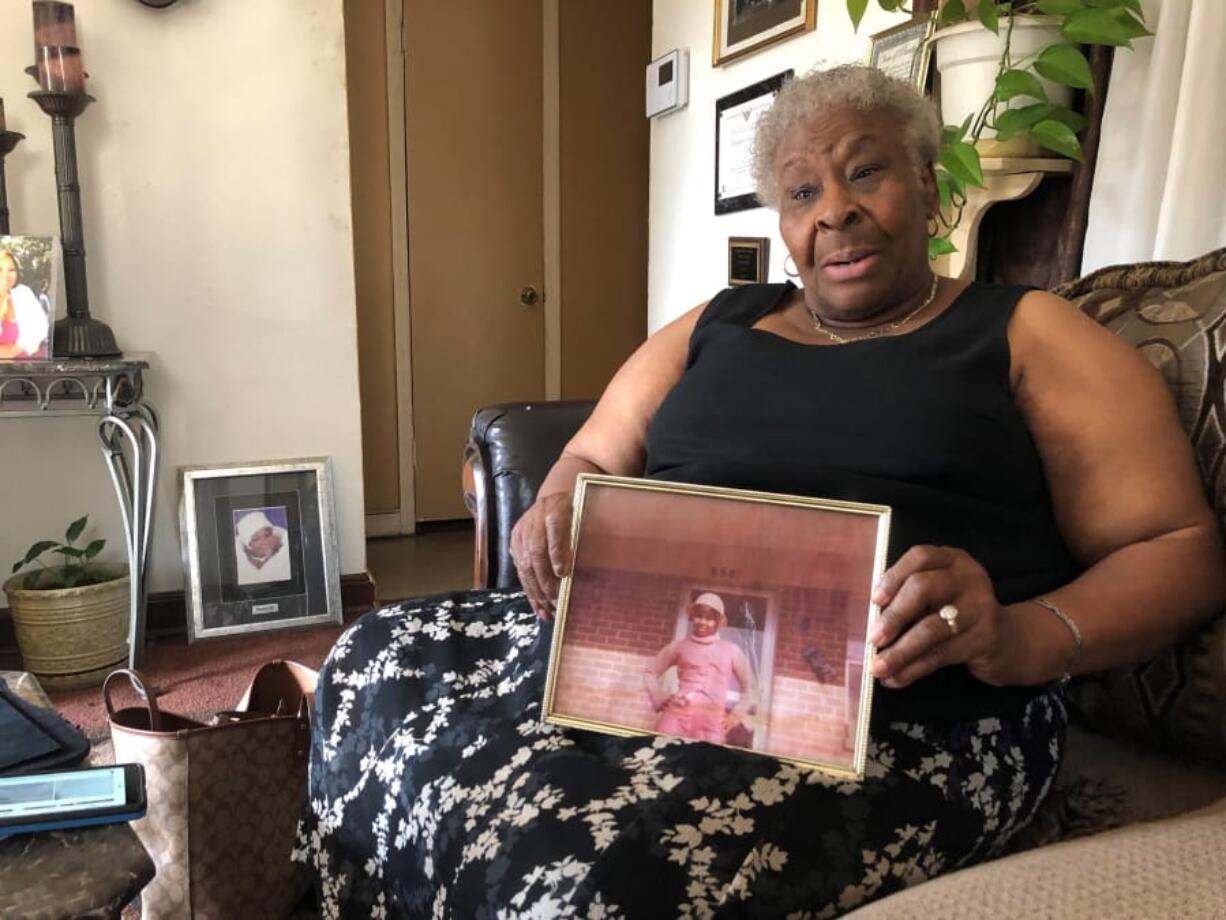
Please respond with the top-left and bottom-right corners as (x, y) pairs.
(20, 540), (60, 567)
(995, 69), (1048, 102)
(1035, 0), (1088, 14)
(82, 539), (106, 560)
(1106, 6), (1151, 39)
(929, 236), (958, 259)
(1034, 44), (1094, 89)
(993, 103), (1053, 141)
(23, 571), (43, 590)
(936, 172), (953, 211)
(847, 0), (870, 30)
(940, 141), (984, 188)
(977, 0), (999, 33)
(59, 546), (86, 559)
(1045, 105), (1089, 133)
(1062, 8), (1136, 46)
(879, 0), (900, 10)
(936, 163), (965, 199)
(1031, 119), (1084, 160)
(938, 0), (968, 28)
(65, 515), (87, 545)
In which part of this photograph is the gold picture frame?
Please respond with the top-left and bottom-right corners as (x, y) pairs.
(542, 473), (890, 780)
(712, 0), (817, 68)
(865, 15), (936, 91)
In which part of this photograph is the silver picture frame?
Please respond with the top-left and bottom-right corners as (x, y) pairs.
(180, 457), (342, 641)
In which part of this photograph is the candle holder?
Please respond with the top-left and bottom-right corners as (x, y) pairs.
(0, 130), (24, 236)
(27, 84), (120, 357)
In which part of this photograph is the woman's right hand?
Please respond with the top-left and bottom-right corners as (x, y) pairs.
(509, 491), (574, 621)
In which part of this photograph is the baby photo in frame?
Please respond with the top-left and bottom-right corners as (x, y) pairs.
(0, 235), (57, 360)
(543, 474), (891, 779)
(179, 458), (343, 641)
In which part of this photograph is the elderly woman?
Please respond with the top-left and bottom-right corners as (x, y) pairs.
(0, 248), (50, 359)
(298, 66), (1225, 917)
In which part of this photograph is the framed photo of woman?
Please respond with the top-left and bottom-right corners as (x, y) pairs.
(180, 457), (342, 641)
(0, 236), (57, 361)
(712, 0), (817, 67)
(542, 474), (891, 779)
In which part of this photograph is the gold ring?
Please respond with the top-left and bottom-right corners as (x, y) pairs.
(938, 604), (960, 635)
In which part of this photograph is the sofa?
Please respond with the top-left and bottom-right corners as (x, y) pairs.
(462, 248), (1226, 917)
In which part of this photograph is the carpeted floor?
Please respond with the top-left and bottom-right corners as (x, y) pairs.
(48, 621), (349, 745)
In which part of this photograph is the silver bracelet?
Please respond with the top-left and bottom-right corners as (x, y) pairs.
(1029, 597), (1083, 684)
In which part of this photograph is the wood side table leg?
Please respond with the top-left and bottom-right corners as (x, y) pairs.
(98, 403), (160, 669)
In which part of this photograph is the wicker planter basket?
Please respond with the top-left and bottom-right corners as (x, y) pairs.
(3, 564), (130, 690)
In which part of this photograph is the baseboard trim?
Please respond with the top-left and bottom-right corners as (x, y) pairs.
(0, 572), (378, 667)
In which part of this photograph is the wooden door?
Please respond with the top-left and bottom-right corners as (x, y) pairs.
(405, 0), (545, 521)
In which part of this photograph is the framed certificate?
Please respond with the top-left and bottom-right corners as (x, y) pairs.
(542, 474), (891, 780)
(715, 70), (792, 215)
(866, 16), (936, 91)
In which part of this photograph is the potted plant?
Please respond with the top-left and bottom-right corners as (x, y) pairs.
(847, 0), (1149, 255)
(4, 515), (129, 690)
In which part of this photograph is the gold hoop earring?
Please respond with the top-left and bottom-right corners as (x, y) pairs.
(783, 254), (800, 279)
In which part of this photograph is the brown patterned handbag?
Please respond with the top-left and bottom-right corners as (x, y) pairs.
(104, 661), (317, 919)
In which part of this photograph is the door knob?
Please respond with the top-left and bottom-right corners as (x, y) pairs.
(519, 285), (540, 307)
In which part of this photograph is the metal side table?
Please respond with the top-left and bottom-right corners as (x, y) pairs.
(0, 356), (158, 668)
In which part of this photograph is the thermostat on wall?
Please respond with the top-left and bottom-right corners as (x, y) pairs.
(646, 49), (689, 119)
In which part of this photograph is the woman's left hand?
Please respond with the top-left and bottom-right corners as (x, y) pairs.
(869, 545), (1011, 689)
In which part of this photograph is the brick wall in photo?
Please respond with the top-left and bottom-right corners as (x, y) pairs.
(555, 566), (865, 757)
(551, 644), (658, 732)
(767, 676), (851, 763)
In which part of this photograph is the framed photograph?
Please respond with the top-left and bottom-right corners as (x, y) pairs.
(716, 70), (792, 215)
(713, 0), (817, 67)
(865, 15), (936, 90)
(0, 235), (57, 360)
(729, 236), (770, 285)
(180, 458), (342, 641)
(543, 474), (890, 779)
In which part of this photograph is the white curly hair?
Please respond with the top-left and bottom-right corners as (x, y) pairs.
(752, 64), (942, 211)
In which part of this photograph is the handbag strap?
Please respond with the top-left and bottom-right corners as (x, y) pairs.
(102, 668), (163, 732)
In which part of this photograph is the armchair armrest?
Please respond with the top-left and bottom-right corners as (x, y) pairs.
(462, 400), (595, 590)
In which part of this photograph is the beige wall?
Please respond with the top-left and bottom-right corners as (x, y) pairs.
(0, 0), (366, 591)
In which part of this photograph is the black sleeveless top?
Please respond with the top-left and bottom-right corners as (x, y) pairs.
(644, 282), (1080, 724)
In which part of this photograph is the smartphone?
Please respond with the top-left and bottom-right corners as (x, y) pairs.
(0, 763), (146, 838)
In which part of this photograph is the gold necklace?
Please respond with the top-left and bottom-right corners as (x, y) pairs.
(806, 274), (940, 345)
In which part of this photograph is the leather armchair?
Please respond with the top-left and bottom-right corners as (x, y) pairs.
(461, 400), (594, 590)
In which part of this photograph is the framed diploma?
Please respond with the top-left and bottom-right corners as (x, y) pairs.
(542, 473), (891, 780)
(715, 70), (792, 215)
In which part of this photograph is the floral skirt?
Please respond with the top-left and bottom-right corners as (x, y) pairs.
(295, 590), (1065, 919)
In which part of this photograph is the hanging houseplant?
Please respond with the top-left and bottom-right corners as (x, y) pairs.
(847, 0), (1150, 256)
(4, 515), (129, 689)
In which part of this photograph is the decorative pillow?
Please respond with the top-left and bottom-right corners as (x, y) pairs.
(1053, 248), (1226, 762)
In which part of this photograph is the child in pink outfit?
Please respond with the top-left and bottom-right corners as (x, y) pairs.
(644, 593), (756, 744)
